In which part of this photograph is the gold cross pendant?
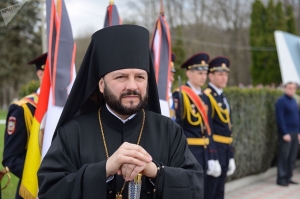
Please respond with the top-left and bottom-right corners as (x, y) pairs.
(116, 193), (122, 199)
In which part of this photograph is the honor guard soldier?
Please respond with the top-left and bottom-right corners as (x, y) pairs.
(204, 56), (236, 199)
(2, 53), (46, 199)
(173, 52), (222, 198)
(169, 52), (176, 120)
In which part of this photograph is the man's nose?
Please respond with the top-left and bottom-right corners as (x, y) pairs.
(125, 78), (138, 90)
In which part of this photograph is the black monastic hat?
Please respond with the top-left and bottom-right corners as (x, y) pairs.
(27, 53), (47, 71)
(208, 56), (230, 73)
(181, 52), (209, 71)
(171, 52), (176, 73)
(54, 25), (161, 137)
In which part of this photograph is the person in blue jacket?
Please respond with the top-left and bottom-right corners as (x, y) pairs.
(275, 82), (300, 186)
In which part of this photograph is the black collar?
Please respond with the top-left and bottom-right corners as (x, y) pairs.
(100, 105), (143, 132)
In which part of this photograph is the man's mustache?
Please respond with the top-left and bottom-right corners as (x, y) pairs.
(120, 90), (142, 99)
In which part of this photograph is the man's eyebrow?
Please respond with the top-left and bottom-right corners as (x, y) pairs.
(113, 72), (127, 76)
(135, 72), (147, 76)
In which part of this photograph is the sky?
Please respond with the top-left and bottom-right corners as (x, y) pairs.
(64, 0), (129, 38)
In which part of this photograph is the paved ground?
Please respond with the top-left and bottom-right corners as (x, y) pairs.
(225, 167), (300, 199)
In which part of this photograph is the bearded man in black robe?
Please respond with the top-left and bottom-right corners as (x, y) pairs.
(37, 25), (203, 199)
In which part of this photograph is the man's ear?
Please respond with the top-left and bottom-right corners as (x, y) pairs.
(186, 70), (192, 79)
(36, 70), (44, 83)
(99, 78), (104, 93)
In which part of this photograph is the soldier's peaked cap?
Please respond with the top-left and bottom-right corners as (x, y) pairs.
(208, 56), (230, 73)
(28, 52), (47, 71)
(180, 52), (209, 71)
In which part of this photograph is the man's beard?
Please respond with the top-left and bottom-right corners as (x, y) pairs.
(103, 82), (148, 115)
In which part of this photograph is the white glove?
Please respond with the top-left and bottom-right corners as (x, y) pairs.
(207, 160), (222, 177)
(227, 158), (236, 176)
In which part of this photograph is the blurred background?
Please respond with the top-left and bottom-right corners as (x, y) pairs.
(1, 0), (300, 109)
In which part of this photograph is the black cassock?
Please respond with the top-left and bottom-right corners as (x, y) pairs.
(38, 106), (203, 199)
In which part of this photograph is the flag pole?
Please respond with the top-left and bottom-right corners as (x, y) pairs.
(41, 0), (47, 53)
(160, 0), (164, 16)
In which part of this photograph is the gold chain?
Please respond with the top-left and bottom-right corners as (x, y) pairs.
(98, 107), (145, 198)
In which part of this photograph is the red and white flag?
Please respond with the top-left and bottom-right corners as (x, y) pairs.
(150, 2), (172, 116)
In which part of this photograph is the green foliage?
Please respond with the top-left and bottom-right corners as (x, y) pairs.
(275, 2), (286, 30)
(172, 26), (186, 88)
(19, 80), (39, 98)
(223, 88), (283, 180)
(286, 5), (297, 35)
(265, 0), (276, 40)
(250, 0), (267, 85)
(264, 1), (283, 85)
(0, 0), (42, 96)
(250, 0), (297, 85)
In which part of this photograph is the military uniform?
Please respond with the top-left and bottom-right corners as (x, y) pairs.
(173, 84), (218, 168)
(2, 53), (46, 199)
(204, 56), (235, 199)
(173, 53), (219, 198)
